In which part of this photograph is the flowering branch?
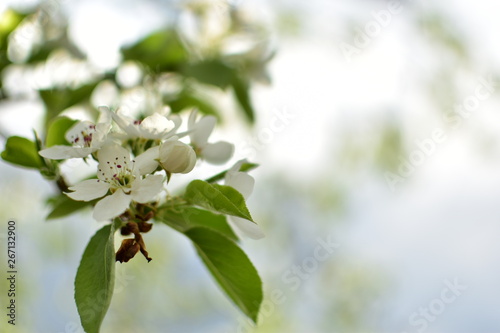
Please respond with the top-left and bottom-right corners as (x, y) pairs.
(1, 106), (265, 331)
(0, 3), (273, 331)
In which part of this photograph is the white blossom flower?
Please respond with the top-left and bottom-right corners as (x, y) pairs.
(159, 137), (197, 174)
(188, 109), (234, 164)
(65, 144), (163, 221)
(39, 107), (111, 159)
(139, 137), (197, 174)
(224, 159), (264, 239)
(109, 108), (179, 140)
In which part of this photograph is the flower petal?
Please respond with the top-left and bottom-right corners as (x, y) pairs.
(98, 144), (130, 162)
(93, 190), (131, 221)
(65, 179), (110, 201)
(157, 105), (172, 117)
(202, 141), (234, 164)
(64, 121), (95, 146)
(225, 172), (254, 199)
(189, 114), (216, 146)
(162, 114), (183, 139)
(39, 146), (94, 159)
(183, 148), (197, 174)
(97, 106), (113, 127)
(134, 146), (160, 175)
(111, 110), (142, 137)
(168, 114), (182, 132)
(97, 144), (132, 180)
(131, 174), (164, 203)
(159, 139), (196, 174)
(91, 126), (109, 149)
(228, 159), (247, 174)
(188, 109), (198, 130)
(228, 216), (265, 240)
(139, 113), (175, 139)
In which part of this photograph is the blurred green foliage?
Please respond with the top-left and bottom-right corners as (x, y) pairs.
(0, 1), (274, 132)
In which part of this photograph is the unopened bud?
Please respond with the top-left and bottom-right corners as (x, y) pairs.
(159, 139), (196, 174)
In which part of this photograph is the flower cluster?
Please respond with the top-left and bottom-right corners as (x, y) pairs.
(39, 106), (263, 262)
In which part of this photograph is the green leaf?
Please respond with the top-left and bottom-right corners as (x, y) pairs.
(46, 195), (94, 220)
(25, 44), (53, 63)
(157, 207), (238, 242)
(185, 180), (253, 221)
(0, 9), (28, 72)
(231, 75), (255, 123)
(186, 227), (262, 322)
(0, 9), (28, 47)
(1, 136), (43, 169)
(46, 116), (78, 147)
(121, 29), (188, 72)
(182, 59), (235, 89)
(75, 223), (116, 333)
(205, 162), (259, 184)
(39, 83), (97, 125)
(167, 90), (219, 117)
